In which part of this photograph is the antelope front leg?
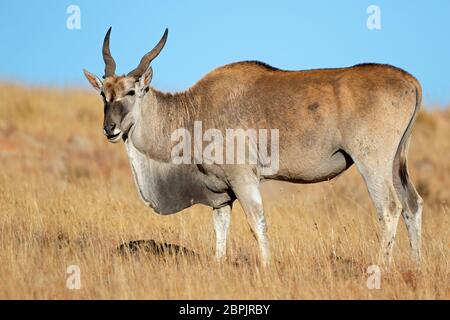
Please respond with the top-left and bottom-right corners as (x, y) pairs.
(231, 182), (270, 267)
(213, 205), (231, 261)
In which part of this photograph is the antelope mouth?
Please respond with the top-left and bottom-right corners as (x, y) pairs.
(108, 131), (123, 143)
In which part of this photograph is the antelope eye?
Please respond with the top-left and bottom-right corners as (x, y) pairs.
(127, 90), (135, 96)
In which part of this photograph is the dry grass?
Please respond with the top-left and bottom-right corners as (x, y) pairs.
(0, 83), (448, 299)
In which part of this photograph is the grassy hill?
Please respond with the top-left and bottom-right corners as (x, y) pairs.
(0, 84), (448, 299)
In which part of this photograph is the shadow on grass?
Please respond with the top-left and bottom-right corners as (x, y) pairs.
(116, 240), (200, 260)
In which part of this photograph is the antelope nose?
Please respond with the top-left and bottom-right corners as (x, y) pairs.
(103, 124), (116, 136)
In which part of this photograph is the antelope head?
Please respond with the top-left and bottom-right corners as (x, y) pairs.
(83, 27), (168, 143)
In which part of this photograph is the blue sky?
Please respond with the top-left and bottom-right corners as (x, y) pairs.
(0, 1), (449, 105)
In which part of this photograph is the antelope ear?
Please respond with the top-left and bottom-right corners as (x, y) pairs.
(138, 67), (153, 94)
(83, 69), (103, 92)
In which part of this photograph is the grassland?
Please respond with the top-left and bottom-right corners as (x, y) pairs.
(0, 83), (448, 299)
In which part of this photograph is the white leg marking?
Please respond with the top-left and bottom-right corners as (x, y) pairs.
(233, 183), (270, 266)
(403, 196), (423, 264)
(213, 206), (231, 261)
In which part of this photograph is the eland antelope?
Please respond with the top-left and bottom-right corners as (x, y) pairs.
(83, 28), (423, 266)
